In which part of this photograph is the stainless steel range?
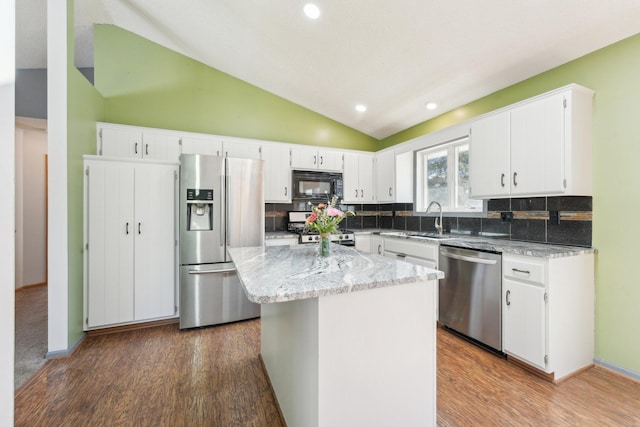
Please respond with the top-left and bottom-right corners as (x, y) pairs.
(287, 211), (355, 246)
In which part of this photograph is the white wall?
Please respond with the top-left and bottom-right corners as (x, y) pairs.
(0, 0), (16, 422)
(15, 124), (48, 287)
(48, 0), (69, 352)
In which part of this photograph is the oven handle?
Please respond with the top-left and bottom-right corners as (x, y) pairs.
(440, 251), (497, 265)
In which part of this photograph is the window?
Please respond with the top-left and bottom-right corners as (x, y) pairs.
(415, 136), (483, 214)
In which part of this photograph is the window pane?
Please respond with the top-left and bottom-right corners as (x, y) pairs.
(455, 144), (482, 210)
(426, 149), (448, 208)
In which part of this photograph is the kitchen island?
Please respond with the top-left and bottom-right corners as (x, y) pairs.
(229, 244), (444, 427)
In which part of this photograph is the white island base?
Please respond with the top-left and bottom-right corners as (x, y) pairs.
(261, 280), (437, 427)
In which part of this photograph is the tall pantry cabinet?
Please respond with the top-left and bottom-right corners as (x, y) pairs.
(83, 156), (179, 329)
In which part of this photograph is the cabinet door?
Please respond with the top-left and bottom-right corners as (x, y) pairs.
(99, 126), (143, 159)
(141, 132), (181, 162)
(317, 149), (343, 171)
(370, 237), (384, 255)
(470, 111), (511, 198)
(358, 154), (375, 202)
(503, 278), (546, 369)
(342, 153), (360, 202)
(85, 161), (135, 328)
(375, 150), (395, 202)
(223, 139), (262, 159)
(133, 163), (178, 321)
(180, 135), (223, 156)
(510, 93), (565, 196)
(290, 146), (318, 170)
(263, 144), (291, 202)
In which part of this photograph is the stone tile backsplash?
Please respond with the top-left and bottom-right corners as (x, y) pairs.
(265, 196), (593, 247)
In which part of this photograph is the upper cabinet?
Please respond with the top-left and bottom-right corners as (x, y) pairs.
(290, 146), (343, 171)
(222, 137), (262, 160)
(375, 150), (396, 202)
(343, 152), (375, 203)
(98, 123), (181, 162)
(179, 135), (223, 156)
(470, 84), (594, 199)
(263, 143), (292, 203)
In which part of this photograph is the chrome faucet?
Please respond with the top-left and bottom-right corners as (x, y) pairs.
(426, 201), (443, 235)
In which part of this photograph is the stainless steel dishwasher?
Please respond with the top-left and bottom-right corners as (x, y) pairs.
(438, 245), (503, 352)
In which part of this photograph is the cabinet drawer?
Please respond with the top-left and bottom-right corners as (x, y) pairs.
(383, 238), (437, 261)
(503, 256), (546, 285)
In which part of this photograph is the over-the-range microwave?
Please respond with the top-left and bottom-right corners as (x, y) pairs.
(291, 170), (343, 202)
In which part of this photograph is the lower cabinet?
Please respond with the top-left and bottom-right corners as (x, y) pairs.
(83, 156), (179, 330)
(265, 237), (299, 247)
(383, 238), (438, 269)
(502, 253), (594, 380)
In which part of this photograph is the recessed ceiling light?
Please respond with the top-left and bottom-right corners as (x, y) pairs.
(355, 104), (367, 112)
(425, 102), (438, 110)
(304, 3), (321, 19)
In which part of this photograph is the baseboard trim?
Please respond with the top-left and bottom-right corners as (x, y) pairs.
(258, 354), (287, 427)
(594, 358), (640, 383)
(87, 317), (179, 336)
(46, 332), (86, 359)
(15, 282), (47, 292)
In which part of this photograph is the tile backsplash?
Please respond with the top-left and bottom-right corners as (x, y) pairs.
(265, 196), (592, 247)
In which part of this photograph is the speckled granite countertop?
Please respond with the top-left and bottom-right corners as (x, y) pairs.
(376, 231), (595, 258)
(229, 244), (444, 304)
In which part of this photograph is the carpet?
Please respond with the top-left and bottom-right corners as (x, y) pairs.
(14, 285), (48, 390)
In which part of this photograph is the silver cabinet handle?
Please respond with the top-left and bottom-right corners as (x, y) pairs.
(138, 222), (141, 234)
(145, 143), (149, 156)
(389, 187), (392, 196)
(355, 189), (358, 198)
(284, 187), (288, 196)
(513, 172), (518, 186)
(360, 189), (364, 198)
(134, 142), (139, 154)
(188, 267), (236, 275)
(506, 289), (511, 306)
(395, 253), (406, 258)
(377, 244), (382, 255)
(126, 222), (129, 235)
(501, 173), (505, 187)
(313, 155), (317, 165)
(512, 268), (530, 275)
(320, 156), (324, 165)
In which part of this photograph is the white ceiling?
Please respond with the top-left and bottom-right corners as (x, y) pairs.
(15, 0), (640, 139)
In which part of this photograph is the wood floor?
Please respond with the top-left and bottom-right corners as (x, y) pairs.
(15, 320), (640, 426)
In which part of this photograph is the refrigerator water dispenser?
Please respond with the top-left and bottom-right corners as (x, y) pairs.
(186, 188), (214, 231)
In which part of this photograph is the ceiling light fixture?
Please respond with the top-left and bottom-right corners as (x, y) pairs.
(304, 3), (321, 19)
(425, 102), (438, 110)
(355, 104), (367, 112)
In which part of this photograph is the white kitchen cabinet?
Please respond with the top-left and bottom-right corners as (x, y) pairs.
(83, 156), (178, 329)
(375, 150), (396, 202)
(265, 237), (298, 247)
(470, 84), (593, 199)
(469, 111), (511, 198)
(343, 152), (375, 203)
(223, 138), (262, 160)
(179, 135), (223, 156)
(356, 235), (385, 255)
(291, 146), (343, 171)
(97, 123), (181, 162)
(262, 143), (291, 202)
(383, 237), (438, 269)
(502, 253), (594, 381)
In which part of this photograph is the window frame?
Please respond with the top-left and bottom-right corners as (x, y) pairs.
(414, 135), (486, 216)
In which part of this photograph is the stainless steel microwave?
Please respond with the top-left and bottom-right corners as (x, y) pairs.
(291, 170), (343, 202)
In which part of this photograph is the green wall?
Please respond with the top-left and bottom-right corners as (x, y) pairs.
(93, 25), (378, 152)
(66, 0), (106, 346)
(380, 33), (640, 375)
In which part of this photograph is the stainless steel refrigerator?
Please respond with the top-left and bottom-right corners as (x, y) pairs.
(179, 154), (264, 329)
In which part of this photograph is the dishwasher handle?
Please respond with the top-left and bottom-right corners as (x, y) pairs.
(188, 267), (237, 275)
(440, 250), (498, 265)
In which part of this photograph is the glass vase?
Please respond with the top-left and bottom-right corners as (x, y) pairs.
(319, 233), (331, 256)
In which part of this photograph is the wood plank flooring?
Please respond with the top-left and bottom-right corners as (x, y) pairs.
(15, 320), (640, 426)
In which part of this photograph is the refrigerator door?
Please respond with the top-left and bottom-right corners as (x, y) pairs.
(225, 157), (265, 260)
(179, 263), (260, 329)
(179, 154), (225, 265)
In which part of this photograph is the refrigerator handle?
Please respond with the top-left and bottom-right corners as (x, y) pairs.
(226, 174), (231, 246)
(220, 175), (225, 246)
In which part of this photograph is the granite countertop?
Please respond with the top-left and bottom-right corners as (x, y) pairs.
(229, 244), (444, 304)
(376, 231), (596, 258)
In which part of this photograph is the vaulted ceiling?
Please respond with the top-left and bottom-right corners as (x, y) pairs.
(15, 0), (640, 139)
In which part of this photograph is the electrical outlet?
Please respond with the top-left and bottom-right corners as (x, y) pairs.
(500, 211), (513, 223)
(549, 210), (560, 225)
